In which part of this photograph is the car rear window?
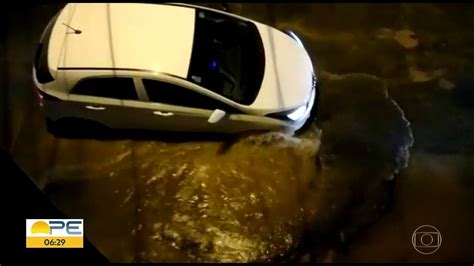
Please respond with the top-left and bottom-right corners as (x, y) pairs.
(34, 11), (61, 84)
(71, 77), (138, 100)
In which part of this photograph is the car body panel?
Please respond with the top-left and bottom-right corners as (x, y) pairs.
(48, 3), (195, 79)
(121, 99), (286, 133)
(250, 22), (314, 112)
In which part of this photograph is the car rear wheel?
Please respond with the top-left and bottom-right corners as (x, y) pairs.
(46, 117), (109, 138)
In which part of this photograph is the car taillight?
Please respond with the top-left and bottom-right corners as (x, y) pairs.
(35, 87), (61, 101)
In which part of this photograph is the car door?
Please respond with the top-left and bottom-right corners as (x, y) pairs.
(122, 78), (282, 133)
(65, 76), (139, 128)
(121, 78), (215, 132)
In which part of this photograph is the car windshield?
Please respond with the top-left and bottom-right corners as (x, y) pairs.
(187, 9), (265, 105)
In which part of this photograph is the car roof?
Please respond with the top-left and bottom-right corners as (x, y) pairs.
(48, 3), (196, 79)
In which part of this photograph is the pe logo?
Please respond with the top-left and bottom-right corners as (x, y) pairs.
(26, 219), (84, 248)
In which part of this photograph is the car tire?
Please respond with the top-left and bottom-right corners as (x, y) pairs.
(46, 117), (109, 138)
(46, 118), (63, 135)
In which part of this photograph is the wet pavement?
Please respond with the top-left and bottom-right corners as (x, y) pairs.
(2, 3), (474, 263)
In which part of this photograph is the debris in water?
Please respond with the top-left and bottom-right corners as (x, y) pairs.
(121, 190), (134, 206)
(439, 78), (455, 90)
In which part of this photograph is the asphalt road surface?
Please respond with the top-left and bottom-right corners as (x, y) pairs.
(1, 3), (473, 263)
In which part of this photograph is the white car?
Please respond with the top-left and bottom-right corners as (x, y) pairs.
(33, 3), (318, 134)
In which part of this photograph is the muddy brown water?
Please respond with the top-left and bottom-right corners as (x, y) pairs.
(10, 74), (413, 262)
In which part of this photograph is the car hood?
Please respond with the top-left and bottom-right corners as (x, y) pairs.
(248, 22), (314, 114)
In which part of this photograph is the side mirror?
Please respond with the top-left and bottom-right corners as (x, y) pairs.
(208, 109), (226, 124)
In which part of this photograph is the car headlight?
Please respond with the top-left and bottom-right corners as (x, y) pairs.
(286, 105), (307, 121)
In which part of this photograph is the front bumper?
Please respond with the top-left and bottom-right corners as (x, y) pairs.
(290, 74), (317, 130)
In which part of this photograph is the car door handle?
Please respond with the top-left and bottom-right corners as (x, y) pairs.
(85, 105), (106, 111)
(153, 111), (174, 117)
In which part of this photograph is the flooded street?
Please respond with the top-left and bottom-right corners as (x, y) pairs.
(2, 3), (474, 263)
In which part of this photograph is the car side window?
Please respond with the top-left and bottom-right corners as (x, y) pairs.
(71, 77), (138, 100)
(142, 79), (241, 113)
